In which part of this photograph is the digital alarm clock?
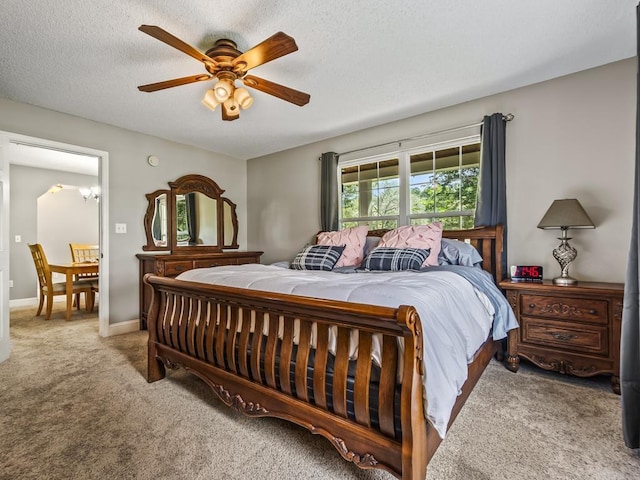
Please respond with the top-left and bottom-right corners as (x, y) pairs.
(510, 265), (543, 282)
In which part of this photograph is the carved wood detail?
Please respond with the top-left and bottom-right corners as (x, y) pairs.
(213, 384), (269, 416)
(405, 307), (424, 375)
(173, 178), (225, 198)
(330, 437), (379, 468)
(524, 353), (599, 376)
(155, 260), (165, 277)
(613, 299), (622, 323)
(505, 290), (517, 310)
(537, 302), (585, 317)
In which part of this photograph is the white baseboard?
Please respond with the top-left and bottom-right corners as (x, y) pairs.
(106, 319), (140, 337)
(10, 297), (40, 308)
(11, 296), (85, 308)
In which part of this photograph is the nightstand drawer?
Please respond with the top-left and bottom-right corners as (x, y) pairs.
(520, 294), (607, 325)
(520, 317), (608, 356)
(164, 260), (194, 276)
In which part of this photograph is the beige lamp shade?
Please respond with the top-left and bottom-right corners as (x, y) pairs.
(201, 89), (220, 111)
(234, 87), (253, 110)
(537, 199), (595, 229)
(213, 79), (234, 103)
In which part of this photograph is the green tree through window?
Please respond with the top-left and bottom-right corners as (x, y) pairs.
(339, 139), (480, 230)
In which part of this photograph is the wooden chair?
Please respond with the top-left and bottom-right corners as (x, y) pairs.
(69, 243), (99, 310)
(69, 243), (99, 265)
(28, 243), (94, 320)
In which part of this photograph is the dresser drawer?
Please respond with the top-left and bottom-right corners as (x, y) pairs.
(520, 294), (608, 325)
(237, 256), (260, 265)
(194, 258), (237, 268)
(520, 317), (608, 356)
(164, 260), (194, 276)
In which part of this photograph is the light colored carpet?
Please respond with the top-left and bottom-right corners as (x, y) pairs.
(1, 305), (638, 480)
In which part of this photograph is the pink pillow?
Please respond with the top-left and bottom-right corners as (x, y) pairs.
(317, 226), (369, 268)
(378, 223), (443, 266)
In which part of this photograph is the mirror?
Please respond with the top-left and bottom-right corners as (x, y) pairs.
(175, 193), (218, 246)
(142, 175), (239, 252)
(143, 190), (170, 251)
(223, 199), (238, 247)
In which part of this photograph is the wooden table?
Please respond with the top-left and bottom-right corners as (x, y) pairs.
(49, 262), (99, 320)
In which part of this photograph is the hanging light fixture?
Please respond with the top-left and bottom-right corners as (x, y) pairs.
(91, 186), (100, 202)
(233, 87), (253, 110)
(79, 186), (100, 202)
(203, 78), (253, 116)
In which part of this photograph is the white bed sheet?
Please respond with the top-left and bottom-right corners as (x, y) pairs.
(177, 263), (494, 438)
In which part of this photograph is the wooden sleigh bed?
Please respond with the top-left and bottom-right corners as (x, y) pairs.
(145, 225), (506, 479)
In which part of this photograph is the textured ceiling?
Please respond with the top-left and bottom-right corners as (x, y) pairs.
(0, 0), (635, 160)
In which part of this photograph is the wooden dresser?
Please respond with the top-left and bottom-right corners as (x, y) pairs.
(137, 251), (262, 329)
(499, 280), (623, 393)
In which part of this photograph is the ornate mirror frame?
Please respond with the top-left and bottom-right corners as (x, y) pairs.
(142, 174), (239, 252)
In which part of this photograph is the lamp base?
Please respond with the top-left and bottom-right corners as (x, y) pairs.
(552, 276), (577, 286)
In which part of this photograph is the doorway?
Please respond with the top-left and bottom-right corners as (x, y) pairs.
(0, 131), (109, 345)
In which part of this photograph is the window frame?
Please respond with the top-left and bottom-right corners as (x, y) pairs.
(338, 134), (481, 229)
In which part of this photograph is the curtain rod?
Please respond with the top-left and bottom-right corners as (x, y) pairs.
(332, 113), (514, 158)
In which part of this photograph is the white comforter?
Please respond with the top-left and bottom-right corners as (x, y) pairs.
(176, 263), (495, 438)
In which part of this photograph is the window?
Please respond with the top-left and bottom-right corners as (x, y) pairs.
(340, 158), (400, 229)
(339, 137), (480, 230)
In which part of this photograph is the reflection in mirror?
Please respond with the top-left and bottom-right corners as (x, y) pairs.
(223, 200), (234, 247)
(176, 193), (218, 246)
(152, 194), (168, 246)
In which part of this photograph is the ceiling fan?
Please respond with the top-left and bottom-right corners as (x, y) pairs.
(137, 25), (311, 121)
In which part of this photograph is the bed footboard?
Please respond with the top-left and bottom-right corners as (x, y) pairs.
(145, 274), (427, 479)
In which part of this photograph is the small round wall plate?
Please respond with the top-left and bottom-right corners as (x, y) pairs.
(148, 155), (160, 167)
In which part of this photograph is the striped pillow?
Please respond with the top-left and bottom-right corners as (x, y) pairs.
(291, 245), (346, 271)
(362, 247), (430, 271)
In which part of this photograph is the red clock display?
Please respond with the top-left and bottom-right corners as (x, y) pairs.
(510, 265), (543, 281)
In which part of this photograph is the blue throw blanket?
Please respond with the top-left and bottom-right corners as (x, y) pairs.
(422, 265), (519, 340)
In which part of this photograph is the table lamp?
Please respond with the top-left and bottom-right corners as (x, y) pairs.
(537, 198), (595, 286)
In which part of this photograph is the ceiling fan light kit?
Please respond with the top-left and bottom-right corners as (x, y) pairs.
(137, 25), (310, 121)
(234, 87), (253, 110)
(213, 77), (234, 103)
(201, 89), (220, 111)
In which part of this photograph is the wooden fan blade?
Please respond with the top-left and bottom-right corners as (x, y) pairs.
(233, 32), (298, 71)
(243, 75), (310, 106)
(139, 25), (217, 66)
(138, 74), (212, 92)
(222, 101), (240, 121)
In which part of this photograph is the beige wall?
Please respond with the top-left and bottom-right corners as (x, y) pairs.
(247, 58), (636, 283)
(0, 98), (247, 324)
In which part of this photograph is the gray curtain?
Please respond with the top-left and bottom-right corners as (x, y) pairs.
(320, 152), (339, 231)
(621, 3), (640, 451)
(474, 113), (508, 278)
(185, 193), (198, 245)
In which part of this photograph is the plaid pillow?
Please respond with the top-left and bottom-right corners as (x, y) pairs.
(291, 245), (346, 271)
(362, 247), (430, 271)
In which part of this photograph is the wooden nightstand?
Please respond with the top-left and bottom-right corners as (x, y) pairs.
(499, 280), (623, 394)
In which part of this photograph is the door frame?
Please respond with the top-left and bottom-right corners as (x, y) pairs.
(0, 130), (110, 337)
